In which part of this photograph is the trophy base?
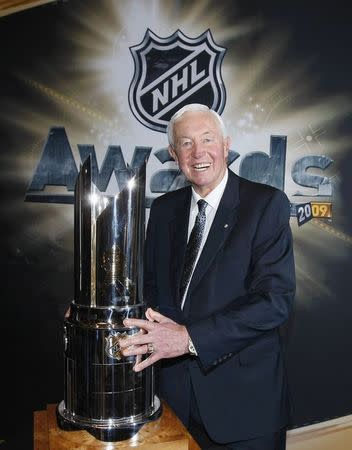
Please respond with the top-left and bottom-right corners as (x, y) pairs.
(56, 396), (162, 442)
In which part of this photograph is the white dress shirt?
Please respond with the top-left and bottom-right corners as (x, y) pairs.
(180, 170), (229, 310)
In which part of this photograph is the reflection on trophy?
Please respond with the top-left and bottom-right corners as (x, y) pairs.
(57, 156), (161, 441)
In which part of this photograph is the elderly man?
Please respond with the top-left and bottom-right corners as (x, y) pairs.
(120, 104), (295, 449)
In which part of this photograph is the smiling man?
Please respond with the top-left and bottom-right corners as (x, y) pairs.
(168, 106), (230, 197)
(120, 104), (296, 449)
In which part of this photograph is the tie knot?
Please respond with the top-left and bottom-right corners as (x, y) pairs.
(197, 199), (207, 215)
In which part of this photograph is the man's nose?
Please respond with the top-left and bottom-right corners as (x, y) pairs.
(192, 142), (205, 158)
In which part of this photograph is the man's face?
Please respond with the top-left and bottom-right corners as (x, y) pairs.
(169, 111), (230, 197)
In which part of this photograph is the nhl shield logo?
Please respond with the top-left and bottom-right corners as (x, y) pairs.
(129, 29), (227, 133)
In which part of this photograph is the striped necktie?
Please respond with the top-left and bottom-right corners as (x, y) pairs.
(179, 199), (208, 305)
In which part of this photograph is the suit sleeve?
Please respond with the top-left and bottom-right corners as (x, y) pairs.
(187, 189), (296, 371)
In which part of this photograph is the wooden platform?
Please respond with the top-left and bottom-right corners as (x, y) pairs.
(34, 402), (200, 450)
(287, 414), (352, 450)
(34, 403), (352, 449)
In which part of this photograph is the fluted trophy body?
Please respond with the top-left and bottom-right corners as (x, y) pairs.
(57, 156), (161, 441)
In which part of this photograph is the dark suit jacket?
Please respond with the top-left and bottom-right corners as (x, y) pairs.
(144, 170), (295, 443)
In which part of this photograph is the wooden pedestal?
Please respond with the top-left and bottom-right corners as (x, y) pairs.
(34, 402), (200, 450)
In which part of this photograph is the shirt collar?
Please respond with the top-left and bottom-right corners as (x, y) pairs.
(191, 170), (229, 210)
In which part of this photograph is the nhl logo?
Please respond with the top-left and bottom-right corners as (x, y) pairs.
(129, 29), (227, 133)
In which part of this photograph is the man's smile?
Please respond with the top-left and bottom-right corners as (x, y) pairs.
(192, 162), (212, 171)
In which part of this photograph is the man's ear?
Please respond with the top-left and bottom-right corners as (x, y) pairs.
(168, 145), (178, 163)
(224, 136), (230, 158)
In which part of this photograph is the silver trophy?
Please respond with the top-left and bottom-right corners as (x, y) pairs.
(57, 156), (161, 441)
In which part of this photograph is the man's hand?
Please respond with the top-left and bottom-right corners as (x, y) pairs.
(119, 308), (189, 372)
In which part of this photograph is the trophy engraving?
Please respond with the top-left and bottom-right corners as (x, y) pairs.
(105, 332), (127, 360)
(57, 156), (161, 441)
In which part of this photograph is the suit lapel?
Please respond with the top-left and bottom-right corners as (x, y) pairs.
(168, 188), (192, 304)
(184, 172), (240, 309)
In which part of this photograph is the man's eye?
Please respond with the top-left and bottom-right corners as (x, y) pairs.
(181, 140), (192, 147)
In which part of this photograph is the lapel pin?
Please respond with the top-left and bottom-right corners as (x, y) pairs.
(224, 224), (229, 228)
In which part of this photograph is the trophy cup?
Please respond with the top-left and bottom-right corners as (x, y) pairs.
(57, 156), (161, 441)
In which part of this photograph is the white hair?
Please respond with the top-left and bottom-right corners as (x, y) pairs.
(166, 103), (227, 147)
